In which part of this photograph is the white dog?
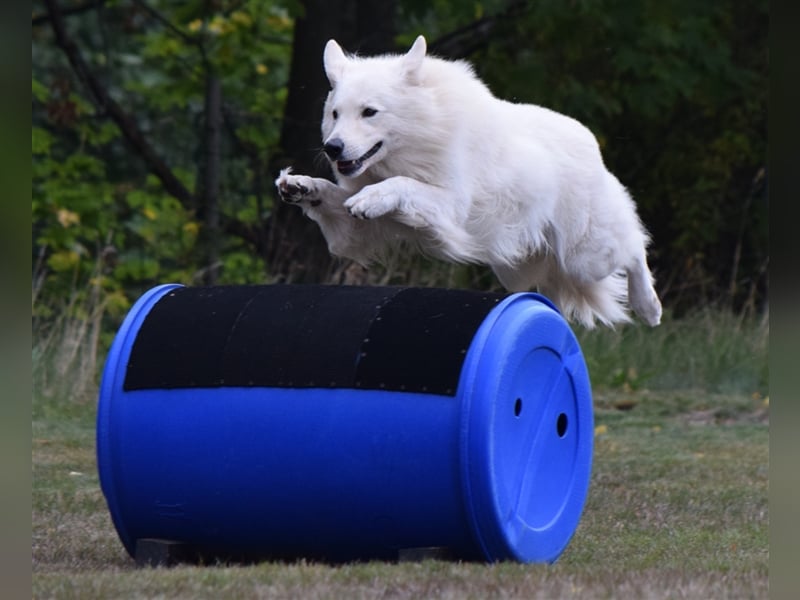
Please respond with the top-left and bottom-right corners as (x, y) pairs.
(275, 35), (662, 328)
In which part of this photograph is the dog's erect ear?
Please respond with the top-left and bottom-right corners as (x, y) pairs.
(323, 39), (347, 88)
(401, 35), (427, 84)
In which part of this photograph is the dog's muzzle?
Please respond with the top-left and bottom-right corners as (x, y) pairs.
(325, 140), (383, 176)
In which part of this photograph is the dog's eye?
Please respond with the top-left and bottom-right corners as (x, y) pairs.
(332, 110), (339, 120)
(361, 107), (378, 118)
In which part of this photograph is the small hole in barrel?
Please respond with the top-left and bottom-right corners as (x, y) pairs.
(556, 413), (568, 437)
(514, 398), (523, 417)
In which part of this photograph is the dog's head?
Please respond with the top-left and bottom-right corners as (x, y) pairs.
(320, 36), (427, 178)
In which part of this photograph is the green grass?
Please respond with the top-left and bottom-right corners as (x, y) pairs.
(576, 307), (769, 395)
(32, 310), (769, 598)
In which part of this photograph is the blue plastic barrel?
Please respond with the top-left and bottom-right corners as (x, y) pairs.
(97, 284), (593, 564)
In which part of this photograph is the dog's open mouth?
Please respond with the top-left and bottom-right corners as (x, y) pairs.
(336, 142), (383, 176)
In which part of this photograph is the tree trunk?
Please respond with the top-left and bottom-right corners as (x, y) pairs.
(200, 74), (222, 284)
(266, 0), (396, 283)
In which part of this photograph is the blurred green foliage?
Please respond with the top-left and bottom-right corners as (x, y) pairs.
(33, 0), (290, 324)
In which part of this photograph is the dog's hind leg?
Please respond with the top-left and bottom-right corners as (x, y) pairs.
(494, 258), (630, 328)
(626, 253), (662, 326)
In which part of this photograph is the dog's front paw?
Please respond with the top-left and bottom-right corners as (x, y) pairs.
(344, 187), (400, 220)
(275, 169), (321, 206)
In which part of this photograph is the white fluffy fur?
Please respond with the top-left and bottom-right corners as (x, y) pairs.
(275, 35), (662, 328)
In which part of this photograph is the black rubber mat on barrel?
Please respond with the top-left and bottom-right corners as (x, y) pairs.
(124, 285), (505, 396)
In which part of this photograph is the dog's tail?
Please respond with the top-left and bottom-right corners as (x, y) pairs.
(547, 270), (631, 329)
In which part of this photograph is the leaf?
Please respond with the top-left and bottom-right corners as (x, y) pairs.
(56, 209), (81, 228)
(32, 79), (49, 103)
(32, 127), (54, 156)
(47, 250), (81, 272)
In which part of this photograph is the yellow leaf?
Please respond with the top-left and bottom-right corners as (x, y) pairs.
(230, 11), (252, 27)
(47, 250), (80, 272)
(267, 15), (293, 30)
(57, 208), (80, 228)
(255, 63), (268, 75)
(594, 424), (608, 437)
(187, 19), (203, 32)
(143, 206), (157, 220)
(106, 291), (131, 316)
(208, 15), (227, 34)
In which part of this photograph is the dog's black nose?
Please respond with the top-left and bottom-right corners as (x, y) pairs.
(323, 138), (344, 160)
